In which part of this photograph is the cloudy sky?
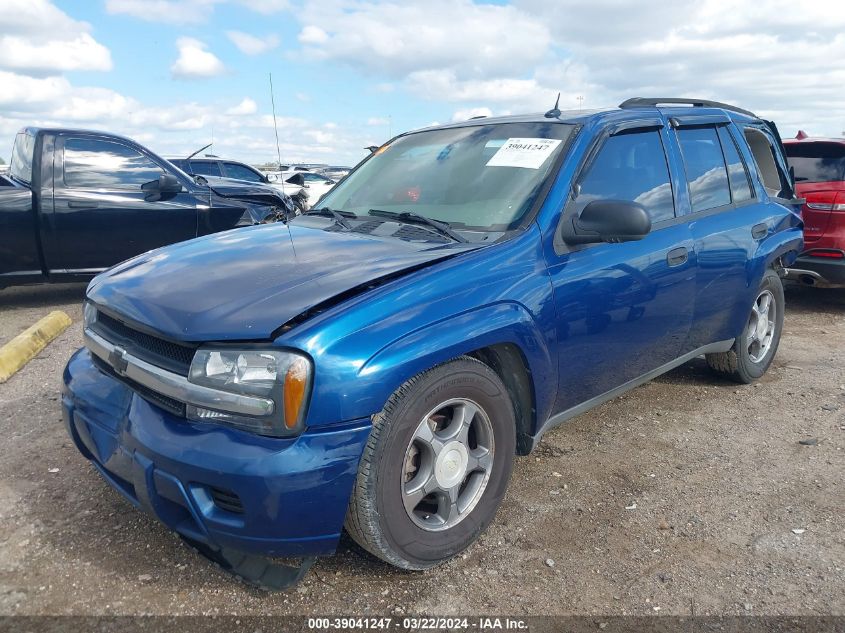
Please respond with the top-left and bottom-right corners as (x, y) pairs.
(2, 0), (844, 166)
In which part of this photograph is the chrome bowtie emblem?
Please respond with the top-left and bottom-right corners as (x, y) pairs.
(109, 346), (129, 376)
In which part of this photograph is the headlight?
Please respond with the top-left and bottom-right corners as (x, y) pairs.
(83, 301), (97, 329)
(187, 349), (311, 437)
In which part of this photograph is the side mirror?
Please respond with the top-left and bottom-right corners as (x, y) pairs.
(562, 199), (651, 245)
(142, 173), (182, 200)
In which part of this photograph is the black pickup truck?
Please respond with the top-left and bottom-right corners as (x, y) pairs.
(0, 127), (294, 289)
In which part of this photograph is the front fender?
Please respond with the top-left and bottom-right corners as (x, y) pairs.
(354, 301), (555, 434)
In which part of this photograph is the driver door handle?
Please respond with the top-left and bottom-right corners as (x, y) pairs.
(667, 246), (689, 267)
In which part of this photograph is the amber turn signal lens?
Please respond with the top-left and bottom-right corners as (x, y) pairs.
(283, 357), (309, 429)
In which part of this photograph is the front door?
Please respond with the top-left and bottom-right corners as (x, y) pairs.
(45, 135), (199, 274)
(545, 124), (696, 415)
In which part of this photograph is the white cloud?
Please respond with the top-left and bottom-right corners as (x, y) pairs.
(0, 0), (111, 74)
(171, 38), (226, 79)
(408, 70), (543, 104)
(0, 34), (112, 74)
(299, 25), (329, 45)
(0, 71), (71, 108)
(226, 97), (258, 115)
(367, 117), (389, 126)
(296, 0), (550, 80)
(451, 107), (492, 122)
(227, 30), (280, 55)
(237, 0), (289, 14)
(105, 0), (225, 24)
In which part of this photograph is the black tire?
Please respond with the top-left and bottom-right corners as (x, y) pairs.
(345, 356), (516, 570)
(706, 269), (784, 384)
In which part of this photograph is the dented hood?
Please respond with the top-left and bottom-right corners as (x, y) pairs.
(87, 223), (471, 342)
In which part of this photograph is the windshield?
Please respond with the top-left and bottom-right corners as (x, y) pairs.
(785, 142), (845, 183)
(318, 122), (574, 231)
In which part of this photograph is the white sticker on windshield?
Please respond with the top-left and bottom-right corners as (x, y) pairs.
(486, 138), (562, 169)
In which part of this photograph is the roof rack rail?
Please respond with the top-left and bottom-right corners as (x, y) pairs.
(619, 97), (756, 119)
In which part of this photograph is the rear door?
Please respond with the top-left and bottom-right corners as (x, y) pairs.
(44, 134), (199, 274)
(545, 120), (697, 414)
(670, 119), (788, 351)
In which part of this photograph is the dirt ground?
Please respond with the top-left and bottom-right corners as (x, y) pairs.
(0, 282), (842, 617)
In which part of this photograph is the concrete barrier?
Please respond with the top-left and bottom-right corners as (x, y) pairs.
(0, 311), (73, 383)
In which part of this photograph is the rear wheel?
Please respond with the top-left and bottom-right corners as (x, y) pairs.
(345, 357), (515, 569)
(706, 270), (784, 383)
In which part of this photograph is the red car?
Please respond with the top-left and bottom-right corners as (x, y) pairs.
(783, 131), (845, 287)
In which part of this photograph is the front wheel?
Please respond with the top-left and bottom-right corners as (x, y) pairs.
(706, 269), (785, 383)
(345, 357), (516, 569)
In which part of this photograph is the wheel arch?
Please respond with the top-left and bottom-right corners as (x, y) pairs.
(356, 302), (555, 453)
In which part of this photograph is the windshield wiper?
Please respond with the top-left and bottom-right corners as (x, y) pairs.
(368, 209), (468, 243)
(306, 206), (356, 231)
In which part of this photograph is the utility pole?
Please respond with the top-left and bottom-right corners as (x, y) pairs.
(577, 95), (584, 111)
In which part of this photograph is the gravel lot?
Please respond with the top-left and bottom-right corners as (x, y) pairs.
(0, 282), (842, 617)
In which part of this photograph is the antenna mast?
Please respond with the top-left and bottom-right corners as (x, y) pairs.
(269, 72), (285, 194)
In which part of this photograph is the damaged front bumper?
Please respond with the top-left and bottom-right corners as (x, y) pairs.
(61, 348), (371, 582)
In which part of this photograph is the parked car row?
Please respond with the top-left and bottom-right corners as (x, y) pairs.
(60, 97), (806, 589)
(170, 156), (342, 212)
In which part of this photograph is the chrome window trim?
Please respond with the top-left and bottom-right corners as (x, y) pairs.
(84, 328), (275, 417)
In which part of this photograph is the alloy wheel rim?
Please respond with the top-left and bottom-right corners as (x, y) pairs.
(747, 289), (776, 363)
(401, 398), (495, 531)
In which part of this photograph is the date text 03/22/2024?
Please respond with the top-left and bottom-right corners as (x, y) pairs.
(306, 617), (529, 630)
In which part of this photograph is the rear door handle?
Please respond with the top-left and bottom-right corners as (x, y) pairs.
(751, 222), (768, 239)
(667, 246), (689, 267)
(68, 201), (98, 209)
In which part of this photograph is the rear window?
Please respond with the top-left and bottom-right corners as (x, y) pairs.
(785, 142), (845, 184)
(10, 132), (35, 184)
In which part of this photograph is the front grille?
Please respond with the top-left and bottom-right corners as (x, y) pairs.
(91, 354), (186, 417)
(93, 311), (196, 376)
(209, 487), (244, 514)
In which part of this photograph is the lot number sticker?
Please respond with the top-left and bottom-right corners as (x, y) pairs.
(486, 138), (562, 169)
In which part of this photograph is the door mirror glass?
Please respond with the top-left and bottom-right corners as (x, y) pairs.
(562, 199), (651, 245)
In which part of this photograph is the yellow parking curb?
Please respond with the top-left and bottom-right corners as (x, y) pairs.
(0, 311), (73, 383)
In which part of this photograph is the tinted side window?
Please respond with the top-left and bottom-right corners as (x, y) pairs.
(785, 142), (845, 183)
(190, 161), (222, 177)
(576, 130), (675, 222)
(223, 162), (262, 182)
(169, 158), (188, 171)
(717, 127), (753, 203)
(677, 127), (731, 212)
(64, 138), (162, 189)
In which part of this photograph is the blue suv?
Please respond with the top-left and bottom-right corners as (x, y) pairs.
(62, 98), (803, 587)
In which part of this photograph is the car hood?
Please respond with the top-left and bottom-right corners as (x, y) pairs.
(87, 224), (474, 342)
(201, 176), (289, 206)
